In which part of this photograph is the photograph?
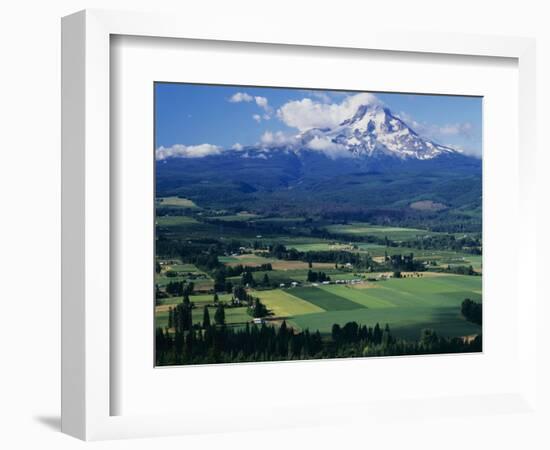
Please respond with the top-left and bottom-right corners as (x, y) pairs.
(154, 83), (483, 366)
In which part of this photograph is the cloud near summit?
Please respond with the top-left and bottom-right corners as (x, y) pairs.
(276, 92), (382, 132)
(156, 143), (222, 160)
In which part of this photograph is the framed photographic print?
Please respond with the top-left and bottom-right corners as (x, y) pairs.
(153, 83), (483, 367)
(62, 9), (538, 441)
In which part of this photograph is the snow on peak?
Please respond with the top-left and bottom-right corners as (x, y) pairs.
(298, 102), (459, 160)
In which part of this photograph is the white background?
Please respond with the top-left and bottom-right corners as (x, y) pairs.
(0, 1), (548, 449)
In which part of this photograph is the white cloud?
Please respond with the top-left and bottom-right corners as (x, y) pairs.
(228, 92), (253, 103)
(446, 144), (482, 158)
(231, 143), (244, 151)
(230, 92), (272, 119)
(155, 143), (222, 160)
(254, 96), (269, 110)
(438, 122), (473, 137)
(308, 91), (332, 103)
(277, 92), (382, 132)
(396, 112), (480, 157)
(397, 112), (474, 139)
(259, 130), (297, 147)
(305, 136), (351, 159)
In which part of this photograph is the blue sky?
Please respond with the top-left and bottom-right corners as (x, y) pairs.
(155, 83), (482, 157)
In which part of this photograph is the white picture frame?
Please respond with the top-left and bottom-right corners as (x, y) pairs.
(61, 9), (538, 441)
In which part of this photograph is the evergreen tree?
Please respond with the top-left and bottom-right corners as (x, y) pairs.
(224, 280), (233, 293)
(332, 323), (341, 342)
(214, 271), (226, 292)
(202, 307), (211, 328)
(373, 323), (382, 345)
(214, 303), (225, 326)
(241, 270), (255, 286)
(250, 298), (268, 318)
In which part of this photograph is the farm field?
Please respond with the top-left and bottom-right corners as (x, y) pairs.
(324, 223), (440, 240)
(285, 275), (481, 339)
(254, 289), (324, 317)
(289, 286), (366, 311)
(290, 306), (479, 341)
(155, 215), (482, 343)
(225, 267), (361, 286)
(155, 260), (214, 293)
(156, 305), (251, 330)
(156, 215), (199, 226)
(206, 212), (259, 221)
(157, 196), (199, 209)
(286, 242), (353, 252)
(254, 274), (482, 340)
(156, 292), (233, 309)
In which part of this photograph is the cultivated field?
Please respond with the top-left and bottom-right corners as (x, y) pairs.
(155, 200), (482, 347)
(325, 223), (439, 240)
(285, 275), (482, 339)
(157, 196), (199, 209)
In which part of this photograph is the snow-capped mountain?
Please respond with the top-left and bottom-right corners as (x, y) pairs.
(296, 103), (459, 160)
(156, 100), (481, 213)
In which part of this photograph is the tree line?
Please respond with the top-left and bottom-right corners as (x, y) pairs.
(156, 318), (482, 366)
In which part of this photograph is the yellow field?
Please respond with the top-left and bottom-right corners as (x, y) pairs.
(253, 289), (325, 317)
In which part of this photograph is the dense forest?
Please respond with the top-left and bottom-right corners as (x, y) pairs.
(156, 316), (482, 366)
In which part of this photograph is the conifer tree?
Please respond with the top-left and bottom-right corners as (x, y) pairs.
(214, 303), (225, 326)
(202, 307), (211, 328)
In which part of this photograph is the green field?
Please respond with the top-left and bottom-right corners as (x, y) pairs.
(156, 306), (251, 330)
(286, 242), (352, 252)
(167, 263), (200, 272)
(220, 254), (275, 265)
(318, 285), (397, 308)
(155, 260), (214, 292)
(286, 275), (481, 339)
(157, 292), (233, 307)
(289, 287), (367, 311)
(227, 269), (308, 285)
(290, 306), (479, 340)
(206, 212), (259, 221)
(253, 217), (306, 224)
(156, 216), (199, 226)
(325, 223), (439, 240)
(154, 213), (482, 346)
